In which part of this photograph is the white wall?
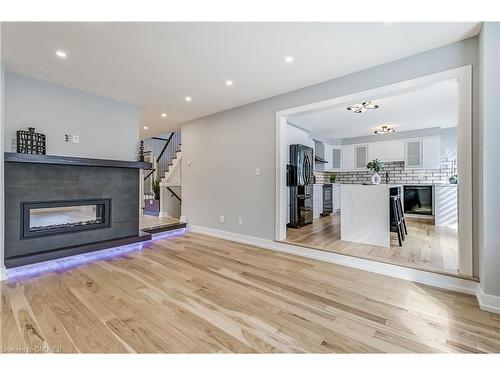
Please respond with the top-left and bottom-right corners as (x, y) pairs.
(181, 37), (479, 244)
(4, 72), (140, 161)
(478, 22), (500, 298)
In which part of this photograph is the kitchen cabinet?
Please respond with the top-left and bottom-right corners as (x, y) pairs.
(331, 146), (342, 171)
(405, 137), (441, 169)
(354, 145), (368, 169)
(368, 142), (386, 161)
(435, 185), (457, 226)
(342, 145), (355, 171)
(422, 136), (441, 169)
(405, 139), (423, 168)
(313, 184), (323, 219)
(384, 140), (405, 161)
(332, 184), (341, 212)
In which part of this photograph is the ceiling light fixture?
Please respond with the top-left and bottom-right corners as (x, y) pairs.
(185, 96), (192, 102)
(161, 113), (167, 117)
(346, 101), (379, 113)
(143, 126), (149, 130)
(55, 50), (67, 58)
(285, 56), (294, 63)
(374, 125), (395, 135)
(225, 80), (233, 86)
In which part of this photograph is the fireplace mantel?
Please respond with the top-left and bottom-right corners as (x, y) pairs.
(4, 152), (152, 169)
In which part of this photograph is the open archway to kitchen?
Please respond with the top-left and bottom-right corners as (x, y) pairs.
(275, 66), (473, 278)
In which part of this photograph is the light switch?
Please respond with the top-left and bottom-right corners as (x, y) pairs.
(72, 135), (80, 144)
(255, 167), (260, 176)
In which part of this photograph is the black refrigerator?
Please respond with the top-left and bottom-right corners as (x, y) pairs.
(287, 144), (314, 228)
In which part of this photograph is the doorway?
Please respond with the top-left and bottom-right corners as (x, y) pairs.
(275, 66), (473, 277)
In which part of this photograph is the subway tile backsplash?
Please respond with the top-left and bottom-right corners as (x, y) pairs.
(315, 160), (455, 185)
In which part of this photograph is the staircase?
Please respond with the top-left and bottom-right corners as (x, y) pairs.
(161, 146), (182, 187)
(142, 131), (182, 219)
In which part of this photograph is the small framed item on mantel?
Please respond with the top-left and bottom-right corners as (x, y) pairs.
(16, 127), (46, 155)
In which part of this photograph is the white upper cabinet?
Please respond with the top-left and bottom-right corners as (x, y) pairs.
(422, 136), (441, 169)
(331, 146), (342, 171)
(354, 145), (368, 169)
(368, 142), (386, 161)
(342, 145), (355, 171)
(404, 137), (441, 169)
(384, 140), (405, 161)
(321, 136), (439, 172)
(405, 139), (423, 168)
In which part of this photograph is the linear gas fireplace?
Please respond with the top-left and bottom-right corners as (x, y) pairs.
(22, 199), (111, 239)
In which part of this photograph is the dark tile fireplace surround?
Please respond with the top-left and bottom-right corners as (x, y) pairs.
(4, 153), (152, 268)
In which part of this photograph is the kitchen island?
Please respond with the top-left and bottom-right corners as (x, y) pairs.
(340, 184), (397, 248)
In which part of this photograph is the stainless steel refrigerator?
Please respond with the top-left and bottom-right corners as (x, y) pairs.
(287, 144), (314, 228)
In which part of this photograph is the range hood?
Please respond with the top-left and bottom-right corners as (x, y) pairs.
(315, 155), (327, 163)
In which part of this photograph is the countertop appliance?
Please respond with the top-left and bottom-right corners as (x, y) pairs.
(287, 144), (314, 227)
(403, 185), (433, 216)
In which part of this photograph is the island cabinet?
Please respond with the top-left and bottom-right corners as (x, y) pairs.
(340, 184), (391, 248)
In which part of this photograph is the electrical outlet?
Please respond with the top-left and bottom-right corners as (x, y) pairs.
(72, 135), (80, 144)
(238, 217), (243, 225)
(219, 215), (225, 223)
(255, 167), (260, 176)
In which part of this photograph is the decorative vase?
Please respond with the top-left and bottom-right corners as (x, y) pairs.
(371, 172), (381, 185)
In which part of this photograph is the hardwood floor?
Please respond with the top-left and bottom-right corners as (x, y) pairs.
(285, 214), (461, 276)
(1, 231), (498, 353)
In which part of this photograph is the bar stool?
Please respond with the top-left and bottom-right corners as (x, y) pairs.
(396, 195), (407, 236)
(390, 195), (406, 246)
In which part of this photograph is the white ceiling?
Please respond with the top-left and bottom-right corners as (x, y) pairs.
(289, 79), (459, 140)
(1, 22), (479, 138)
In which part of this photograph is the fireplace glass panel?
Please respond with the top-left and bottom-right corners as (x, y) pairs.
(22, 199), (111, 238)
(29, 205), (104, 232)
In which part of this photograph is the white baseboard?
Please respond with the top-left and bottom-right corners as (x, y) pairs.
(188, 224), (477, 296)
(0, 265), (7, 281)
(476, 283), (500, 314)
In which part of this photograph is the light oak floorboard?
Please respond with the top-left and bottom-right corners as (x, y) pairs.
(285, 214), (462, 277)
(1, 231), (498, 353)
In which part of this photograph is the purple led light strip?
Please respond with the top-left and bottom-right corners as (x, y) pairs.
(6, 228), (186, 281)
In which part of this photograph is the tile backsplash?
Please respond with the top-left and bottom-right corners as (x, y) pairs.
(315, 160), (456, 185)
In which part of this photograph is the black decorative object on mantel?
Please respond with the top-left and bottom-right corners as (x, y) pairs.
(16, 127), (46, 155)
(139, 140), (145, 162)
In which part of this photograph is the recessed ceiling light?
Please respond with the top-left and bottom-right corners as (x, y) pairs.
(143, 126), (149, 130)
(225, 80), (233, 86)
(161, 113), (167, 117)
(185, 96), (192, 102)
(285, 56), (294, 63)
(55, 50), (67, 58)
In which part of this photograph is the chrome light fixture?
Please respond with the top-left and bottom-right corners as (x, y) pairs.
(374, 125), (396, 134)
(346, 101), (379, 113)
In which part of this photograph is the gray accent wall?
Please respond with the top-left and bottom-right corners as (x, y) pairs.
(181, 37), (479, 245)
(4, 72), (140, 161)
(478, 22), (500, 298)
